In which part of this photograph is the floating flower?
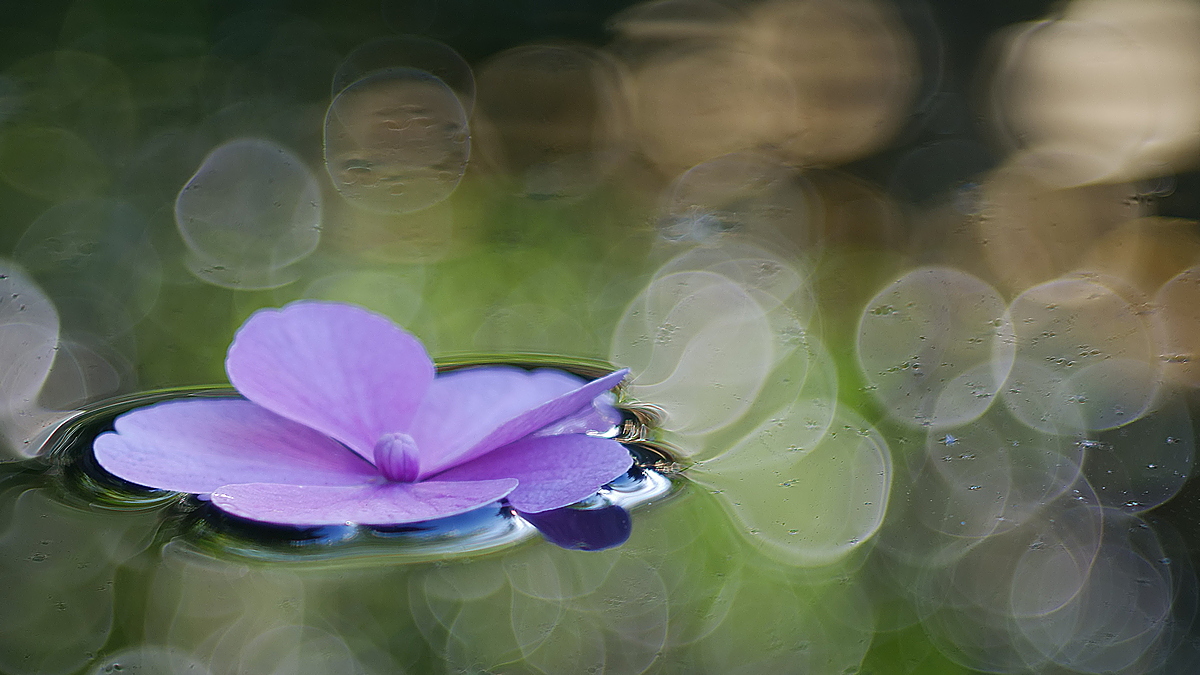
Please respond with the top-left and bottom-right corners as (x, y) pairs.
(92, 301), (633, 531)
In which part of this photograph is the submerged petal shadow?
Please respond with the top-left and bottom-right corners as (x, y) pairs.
(91, 301), (635, 542)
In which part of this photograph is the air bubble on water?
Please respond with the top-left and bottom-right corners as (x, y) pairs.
(324, 68), (469, 215)
(175, 138), (322, 289)
(857, 267), (1013, 430)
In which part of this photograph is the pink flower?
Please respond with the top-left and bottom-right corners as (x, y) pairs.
(93, 301), (632, 527)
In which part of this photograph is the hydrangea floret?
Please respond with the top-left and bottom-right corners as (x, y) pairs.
(93, 301), (633, 528)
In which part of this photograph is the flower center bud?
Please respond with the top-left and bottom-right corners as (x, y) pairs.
(374, 432), (421, 482)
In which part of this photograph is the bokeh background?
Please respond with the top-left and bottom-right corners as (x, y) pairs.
(6, 0), (1200, 673)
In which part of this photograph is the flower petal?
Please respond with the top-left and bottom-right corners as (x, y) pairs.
(209, 479), (518, 526)
(520, 504), (632, 551)
(406, 367), (585, 472)
(93, 399), (377, 493)
(412, 367), (628, 476)
(226, 301), (434, 460)
(433, 434), (633, 513)
(532, 391), (622, 438)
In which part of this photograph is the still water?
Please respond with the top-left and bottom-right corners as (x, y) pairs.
(4, 0), (1200, 673)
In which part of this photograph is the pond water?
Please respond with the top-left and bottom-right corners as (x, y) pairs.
(4, 0), (1200, 673)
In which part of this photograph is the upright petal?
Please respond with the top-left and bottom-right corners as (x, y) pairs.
(532, 391), (622, 438)
(93, 399), (378, 494)
(411, 367), (628, 476)
(433, 434), (633, 513)
(210, 479), (518, 526)
(226, 301), (434, 460)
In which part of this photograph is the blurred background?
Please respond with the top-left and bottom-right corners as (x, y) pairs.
(7, 0), (1200, 673)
